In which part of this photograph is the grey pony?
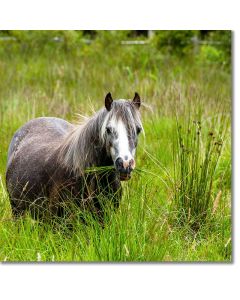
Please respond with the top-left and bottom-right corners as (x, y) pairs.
(6, 93), (142, 220)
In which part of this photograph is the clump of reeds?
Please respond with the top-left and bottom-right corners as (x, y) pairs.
(173, 117), (224, 230)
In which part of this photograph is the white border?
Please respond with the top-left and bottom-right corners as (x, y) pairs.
(0, 1), (239, 299)
(0, 0), (238, 29)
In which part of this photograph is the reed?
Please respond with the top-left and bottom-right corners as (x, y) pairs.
(173, 115), (226, 230)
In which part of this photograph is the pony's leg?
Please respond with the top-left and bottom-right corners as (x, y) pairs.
(49, 184), (65, 218)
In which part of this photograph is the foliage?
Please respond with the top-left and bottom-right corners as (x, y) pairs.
(197, 45), (225, 66)
(152, 30), (198, 56)
(0, 30), (84, 54)
(204, 30), (231, 67)
(151, 30), (231, 68)
(206, 31), (231, 55)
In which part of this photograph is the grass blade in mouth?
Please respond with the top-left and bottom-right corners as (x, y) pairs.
(85, 166), (115, 174)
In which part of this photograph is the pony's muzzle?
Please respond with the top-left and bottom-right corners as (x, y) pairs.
(115, 157), (135, 181)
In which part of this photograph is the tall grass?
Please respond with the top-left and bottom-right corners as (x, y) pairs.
(0, 35), (231, 261)
(173, 116), (227, 229)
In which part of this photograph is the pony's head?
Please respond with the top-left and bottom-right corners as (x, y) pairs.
(101, 92), (143, 181)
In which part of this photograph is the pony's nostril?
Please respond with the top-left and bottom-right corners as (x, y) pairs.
(124, 155), (128, 160)
(115, 157), (124, 169)
(129, 159), (135, 169)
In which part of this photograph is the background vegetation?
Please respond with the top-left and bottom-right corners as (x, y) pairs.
(0, 30), (231, 262)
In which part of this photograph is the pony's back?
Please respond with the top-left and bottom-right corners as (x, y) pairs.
(7, 117), (72, 166)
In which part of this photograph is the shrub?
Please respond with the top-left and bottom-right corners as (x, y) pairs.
(197, 45), (225, 66)
(152, 30), (199, 56)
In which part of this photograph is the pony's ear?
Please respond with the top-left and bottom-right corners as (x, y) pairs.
(105, 92), (113, 111)
(132, 92), (141, 109)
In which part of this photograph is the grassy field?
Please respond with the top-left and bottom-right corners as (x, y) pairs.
(0, 34), (231, 262)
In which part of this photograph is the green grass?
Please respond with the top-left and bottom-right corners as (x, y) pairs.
(0, 37), (231, 262)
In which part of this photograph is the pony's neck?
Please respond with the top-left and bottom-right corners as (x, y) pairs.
(59, 112), (112, 176)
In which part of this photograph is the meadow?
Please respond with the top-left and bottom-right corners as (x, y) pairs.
(0, 32), (231, 261)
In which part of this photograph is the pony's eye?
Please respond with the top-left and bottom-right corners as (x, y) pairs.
(136, 126), (142, 135)
(106, 127), (112, 134)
